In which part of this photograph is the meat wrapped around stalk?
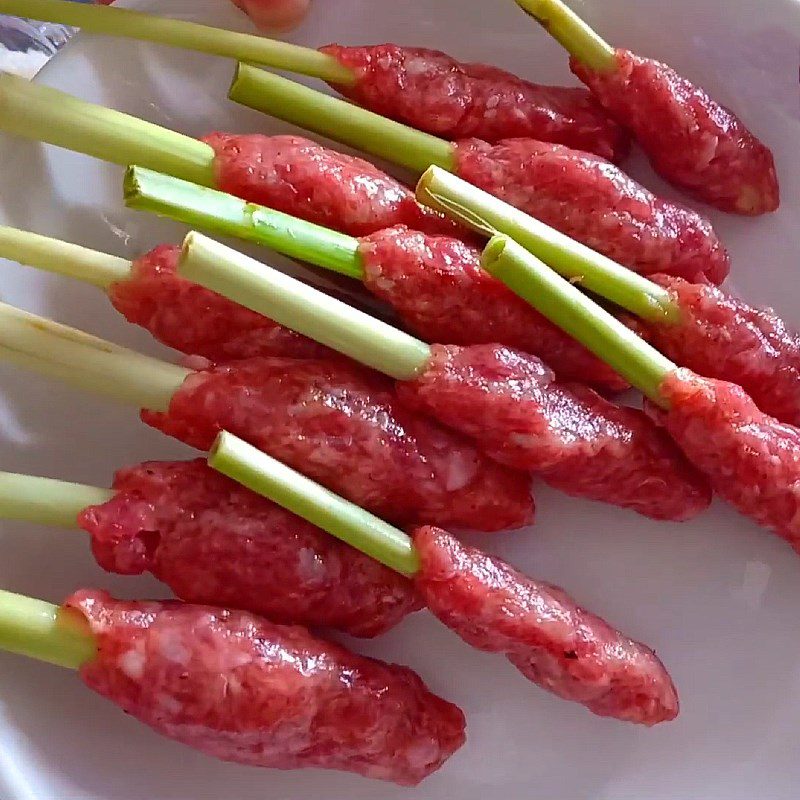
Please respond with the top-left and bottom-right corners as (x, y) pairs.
(175, 231), (711, 522)
(0, 588), (464, 784)
(208, 430), (679, 725)
(483, 236), (800, 552)
(0, 460), (420, 637)
(513, 0), (779, 214)
(0, 303), (532, 533)
(4, 0), (628, 161)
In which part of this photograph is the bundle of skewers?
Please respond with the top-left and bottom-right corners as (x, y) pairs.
(0, 0), (792, 786)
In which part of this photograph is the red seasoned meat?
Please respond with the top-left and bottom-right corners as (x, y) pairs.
(632, 276), (800, 426)
(454, 137), (729, 284)
(204, 133), (463, 238)
(109, 245), (330, 362)
(571, 50), (779, 215)
(359, 227), (628, 391)
(79, 459), (420, 637)
(67, 590), (465, 784)
(413, 527), (678, 725)
(141, 356), (534, 532)
(320, 44), (629, 162)
(397, 344), (710, 521)
(650, 370), (800, 549)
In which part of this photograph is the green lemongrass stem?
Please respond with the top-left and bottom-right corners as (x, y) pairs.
(514, 0), (616, 72)
(0, 473), (113, 529)
(482, 235), (674, 405)
(229, 64), (456, 174)
(0, 226), (131, 290)
(0, 590), (97, 669)
(0, 303), (188, 411)
(179, 233), (430, 380)
(210, 432), (419, 576)
(124, 167), (364, 280)
(1, 0), (353, 84)
(416, 167), (678, 322)
(0, 73), (216, 187)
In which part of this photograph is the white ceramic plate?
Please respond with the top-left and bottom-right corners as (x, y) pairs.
(1, 1), (799, 798)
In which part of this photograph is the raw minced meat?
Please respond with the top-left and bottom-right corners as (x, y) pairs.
(68, 590), (465, 785)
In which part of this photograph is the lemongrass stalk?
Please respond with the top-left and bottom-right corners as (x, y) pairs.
(229, 64), (456, 174)
(210, 432), (420, 576)
(482, 236), (674, 405)
(0, 226), (131, 290)
(124, 167), (364, 280)
(0, 473), (113, 529)
(514, 0), (616, 72)
(179, 233), (430, 380)
(0, 590), (97, 669)
(1, 0), (353, 84)
(0, 303), (188, 411)
(416, 166), (677, 322)
(0, 73), (216, 187)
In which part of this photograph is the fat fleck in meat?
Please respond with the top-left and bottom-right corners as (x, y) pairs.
(359, 226), (628, 392)
(454, 137), (729, 284)
(109, 245), (331, 362)
(79, 459), (421, 637)
(320, 44), (629, 162)
(141, 356), (534, 531)
(67, 590), (465, 785)
(650, 370), (800, 549)
(631, 275), (800, 426)
(412, 527), (678, 725)
(397, 344), (710, 521)
(572, 50), (779, 215)
(204, 133), (464, 238)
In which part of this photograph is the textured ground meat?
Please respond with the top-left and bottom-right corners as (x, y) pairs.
(79, 460), (420, 637)
(109, 245), (330, 362)
(359, 226), (627, 391)
(454, 137), (729, 284)
(413, 527), (677, 725)
(204, 133), (464, 238)
(631, 276), (800, 426)
(67, 590), (465, 784)
(141, 356), (533, 532)
(572, 50), (779, 215)
(650, 370), (800, 549)
(397, 344), (710, 521)
(320, 44), (629, 162)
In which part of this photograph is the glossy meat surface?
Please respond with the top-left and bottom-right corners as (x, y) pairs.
(79, 460), (420, 637)
(141, 356), (534, 531)
(397, 344), (710, 520)
(413, 527), (678, 725)
(68, 590), (465, 784)
(454, 137), (729, 284)
(572, 50), (779, 215)
(653, 370), (800, 549)
(633, 276), (800, 426)
(109, 245), (330, 362)
(205, 133), (464, 238)
(359, 226), (627, 391)
(321, 44), (628, 162)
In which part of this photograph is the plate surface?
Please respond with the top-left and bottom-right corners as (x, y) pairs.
(0, 1), (799, 798)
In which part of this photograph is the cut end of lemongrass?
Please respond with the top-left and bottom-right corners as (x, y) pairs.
(0, 225), (131, 290)
(0, 591), (97, 670)
(126, 166), (365, 280)
(229, 63), (456, 175)
(482, 234), (674, 406)
(418, 166), (678, 322)
(513, 0), (616, 72)
(209, 431), (421, 576)
(179, 232), (431, 380)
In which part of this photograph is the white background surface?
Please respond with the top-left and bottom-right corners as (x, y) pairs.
(0, 0), (799, 797)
